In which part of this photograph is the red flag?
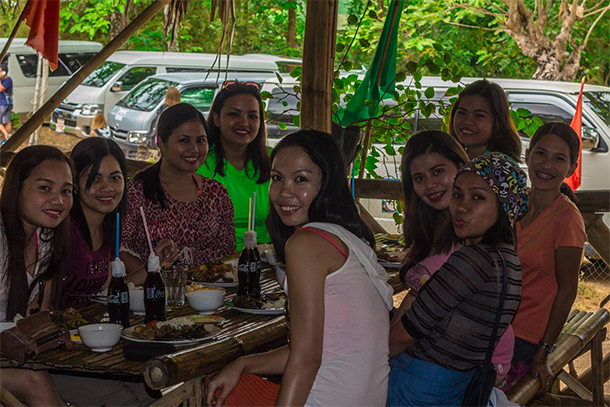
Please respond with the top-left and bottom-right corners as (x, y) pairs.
(23, 0), (60, 71)
(564, 77), (585, 190)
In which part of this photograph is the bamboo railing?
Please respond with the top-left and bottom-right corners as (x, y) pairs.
(506, 308), (610, 406)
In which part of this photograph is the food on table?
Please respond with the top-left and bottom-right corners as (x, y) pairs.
(130, 316), (221, 341)
(186, 283), (220, 293)
(190, 260), (238, 283)
(51, 308), (94, 330)
(232, 292), (286, 310)
(375, 246), (408, 263)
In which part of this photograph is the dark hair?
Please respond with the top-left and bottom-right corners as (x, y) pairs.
(134, 103), (208, 208)
(449, 80), (522, 162)
(0, 63), (7, 74)
(528, 122), (580, 203)
(71, 138), (127, 256)
(266, 129), (374, 261)
(206, 82), (270, 183)
(400, 131), (469, 281)
(1, 146), (75, 319)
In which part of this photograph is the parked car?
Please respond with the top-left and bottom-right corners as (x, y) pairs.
(0, 38), (102, 114)
(52, 52), (301, 137)
(263, 75), (610, 232)
(106, 72), (276, 159)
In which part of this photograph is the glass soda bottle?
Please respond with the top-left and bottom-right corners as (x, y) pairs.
(144, 254), (166, 323)
(237, 245), (250, 297)
(107, 258), (130, 328)
(250, 246), (262, 298)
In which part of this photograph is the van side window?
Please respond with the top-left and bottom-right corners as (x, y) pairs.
(180, 87), (216, 112)
(118, 67), (157, 91)
(510, 102), (572, 125)
(17, 52), (98, 78)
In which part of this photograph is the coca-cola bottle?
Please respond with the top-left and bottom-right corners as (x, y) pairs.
(237, 246), (250, 297)
(250, 246), (262, 298)
(144, 254), (166, 323)
(108, 258), (130, 328)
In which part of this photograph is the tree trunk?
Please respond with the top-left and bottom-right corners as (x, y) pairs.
(286, 5), (297, 49)
(528, 45), (582, 82)
(110, 9), (127, 39)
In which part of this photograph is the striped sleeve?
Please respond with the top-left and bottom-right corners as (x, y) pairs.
(402, 245), (492, 338)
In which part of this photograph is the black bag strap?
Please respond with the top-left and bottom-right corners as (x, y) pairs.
(483, 248), (507, 364)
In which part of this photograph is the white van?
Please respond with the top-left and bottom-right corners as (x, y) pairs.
(263, 75), (610, 231)
(0, 38), (102, 114)
(51, 52), (300, 137)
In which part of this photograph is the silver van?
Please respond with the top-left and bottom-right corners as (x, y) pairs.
(0, 38), (102, 114)
(106, 72), (275, 159)
(52, 52), (300, 137)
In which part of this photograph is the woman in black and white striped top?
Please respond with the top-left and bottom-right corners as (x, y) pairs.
(387, 152), (528, 407)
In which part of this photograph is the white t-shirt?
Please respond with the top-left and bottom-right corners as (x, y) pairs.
(0, 217), (52, 321)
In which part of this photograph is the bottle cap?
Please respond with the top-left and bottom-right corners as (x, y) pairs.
(147, 254), (160, 272)
(111, 258), (126, 277)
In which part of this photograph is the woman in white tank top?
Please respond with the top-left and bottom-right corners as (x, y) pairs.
(206, 129), (393, 407)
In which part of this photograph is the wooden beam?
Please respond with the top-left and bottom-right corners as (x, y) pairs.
(590, 331), (605, 407)
(557, 370), (593, 402)
(1, 0), (172, 154)
(355, 178), (402, 200)
(300, 0), (338, 133)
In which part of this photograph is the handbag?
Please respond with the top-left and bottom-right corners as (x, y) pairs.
(461, 248), (507, 407)
(0, 311), (73, 364)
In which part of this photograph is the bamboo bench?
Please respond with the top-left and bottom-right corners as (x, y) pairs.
(506, 308), (610, 406)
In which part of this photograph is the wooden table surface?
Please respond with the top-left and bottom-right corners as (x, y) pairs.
(1, 260), (403, 384)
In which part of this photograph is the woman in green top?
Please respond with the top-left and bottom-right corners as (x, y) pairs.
(197, 81), (271, 251)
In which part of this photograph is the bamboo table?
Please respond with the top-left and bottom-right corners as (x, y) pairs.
(0, 263), (403, 386)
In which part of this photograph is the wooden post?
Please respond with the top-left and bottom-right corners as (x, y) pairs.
(1, 0), (172, 154)
(358, 121), (374, 178)
(590, 331), (605, 407)
(300, 0), (338, 133)
(0, 5), (28, 64)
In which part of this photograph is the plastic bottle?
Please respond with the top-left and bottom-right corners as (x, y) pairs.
(108, 258), (130, 328)
(144, 254), (166, 323)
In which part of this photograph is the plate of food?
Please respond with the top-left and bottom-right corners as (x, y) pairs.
(121, 315), (223, 345)
(225, 293), (286, 315)
(375, 245), (408, 268)
(189, 259), (239, 287)
(51, 308), (96, 330)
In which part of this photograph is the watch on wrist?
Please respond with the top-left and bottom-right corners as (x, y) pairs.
(539, 340), (556, 354)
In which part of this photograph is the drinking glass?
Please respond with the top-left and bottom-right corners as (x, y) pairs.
(161, 265), (187, 311)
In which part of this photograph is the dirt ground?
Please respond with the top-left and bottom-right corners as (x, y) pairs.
(7, 125), (610, 401)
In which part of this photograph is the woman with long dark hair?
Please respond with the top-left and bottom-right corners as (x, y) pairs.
(509, 122), (587, 392)
(0, 145), (74, 406)
(59, 138), (127, 309)
(197, 81), (271, 251)
(120, 103), (235, 284)
(206, 129), (393, 406)
(449, 80), (522, 162)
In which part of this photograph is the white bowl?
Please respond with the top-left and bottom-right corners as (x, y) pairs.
(129, 290), (145, 315)
(78, 323), (123, 352)
(186, 289), (225, 315)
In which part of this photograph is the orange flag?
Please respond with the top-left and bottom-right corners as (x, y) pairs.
(564, 77), (586, 190)
(23, 0), (60, 71)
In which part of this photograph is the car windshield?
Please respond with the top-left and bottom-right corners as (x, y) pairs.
(82, 61), (126, 87)
(116, 78), (178, 112)
(584, 91), (610, 127)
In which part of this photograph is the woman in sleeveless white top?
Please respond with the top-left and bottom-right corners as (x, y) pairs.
(206, 130), (393, 407)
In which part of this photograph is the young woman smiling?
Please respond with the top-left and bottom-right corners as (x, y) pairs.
(59, 138), (126, 309)
(121, 103), (235, 284)
(0, 145), (75, 406)
(449, 80), (522, 162)
(510, 122), (587, 393)
(388, 152), (528, 406)
(197, 81), (271, 251)
(206, 130), (393, 407)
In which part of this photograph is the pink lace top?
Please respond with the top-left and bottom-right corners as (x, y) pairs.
(121, 177), (236, 265)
